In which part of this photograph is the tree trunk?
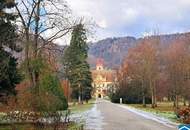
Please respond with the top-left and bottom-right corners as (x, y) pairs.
(154, 81), (157, 107)
(142, 80), (146, 107)
(78, 83), (81, 104)
(183, 98), (186, 106)
(151, 93), (155, 108)
(33, 0), (41, 96)
(173, 95), (176, 108)
(173, 101), (176, 108)
(151, 81), (155, 108)
(34, 0), (40, 58)
(155, 94), (157, 107)
(142, 95), (146, 107)
(78, 95), (81, 104)
(176, 95), (179, 109)
(25, 29), (34, 87)
(81, 85), (83, 104)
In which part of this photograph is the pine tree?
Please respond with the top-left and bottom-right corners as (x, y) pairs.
(0, 0), (21, 99)
(63, 23), (93, 103)
(0, 49), (21, 95)
(0, 0), (18, 48)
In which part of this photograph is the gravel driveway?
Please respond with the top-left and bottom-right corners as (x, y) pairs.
(94, 99), (178, 130)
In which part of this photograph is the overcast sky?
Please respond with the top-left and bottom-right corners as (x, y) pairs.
(67, 0), (190, 41)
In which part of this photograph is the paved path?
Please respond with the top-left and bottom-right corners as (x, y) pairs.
(95, 99), (178, 130)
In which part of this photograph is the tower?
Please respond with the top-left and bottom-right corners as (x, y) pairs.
(96, 58), (104, 70)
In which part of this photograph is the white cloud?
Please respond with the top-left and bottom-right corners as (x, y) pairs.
(97, 20), (107, 28)
(124, 8), (139, 23)
(66, 0), (190, 41)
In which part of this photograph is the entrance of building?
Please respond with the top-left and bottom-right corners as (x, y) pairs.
(98, 94), (101, 98)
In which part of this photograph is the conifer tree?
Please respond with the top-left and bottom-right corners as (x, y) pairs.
(63, 23), (92, 103)
(0, 0), (21, 98)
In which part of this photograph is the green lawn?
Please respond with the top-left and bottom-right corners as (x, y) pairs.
(69, 99), (96, 113)
(126, 102), (187, 123)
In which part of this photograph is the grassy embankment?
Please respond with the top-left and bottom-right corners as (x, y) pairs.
(127, 102), (189, 123)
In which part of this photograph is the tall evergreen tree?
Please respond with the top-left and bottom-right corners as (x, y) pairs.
(0, 0), (21, 98)
(0, 0), (18, 48)
(63, 23), (92, 103)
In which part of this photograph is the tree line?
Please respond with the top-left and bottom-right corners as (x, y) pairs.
(111, 35), (190, 109)
(0, 0), (92, 124)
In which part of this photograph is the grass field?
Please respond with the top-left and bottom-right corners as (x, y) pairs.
(69, 99), (96, 114)
(127, 102), (189, 122)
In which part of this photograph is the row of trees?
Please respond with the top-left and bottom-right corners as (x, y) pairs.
(0, 0), (71, 111)
(0, 0), (92, 121)
(112, 36), (190, 109)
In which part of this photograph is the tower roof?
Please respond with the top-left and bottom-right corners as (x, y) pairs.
(96, 58), (104, 66)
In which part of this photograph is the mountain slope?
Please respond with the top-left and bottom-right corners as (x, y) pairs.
(88, 32), (190, 69)
(88, 36), (137, 69)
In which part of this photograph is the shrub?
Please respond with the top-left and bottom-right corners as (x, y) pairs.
(177, 108), (190, 124)
(39, 73), (68, 111)
(109, 88), (151, 104)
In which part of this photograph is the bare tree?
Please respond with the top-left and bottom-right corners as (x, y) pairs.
(125, 37), (160, 108)
(15, 0), (73, 87)
(164, 40), (190, 108)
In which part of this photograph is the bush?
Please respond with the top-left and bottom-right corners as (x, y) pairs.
(16, 73), (68, 112)
(39, 73), (68, 111)
(110, 92), (151, 104)
(177, 108), (190, 124)
(109, 82), (152, 104)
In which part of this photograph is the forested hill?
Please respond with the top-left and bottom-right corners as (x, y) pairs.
(88, 36), (137, 69)
(88, 32), (190, 69)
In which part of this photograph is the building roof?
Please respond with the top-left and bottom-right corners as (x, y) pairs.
(91, 69), (116, 82)
(96, 58), (104, 66)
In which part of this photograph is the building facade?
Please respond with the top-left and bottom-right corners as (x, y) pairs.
(91, 59), (116, 98)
